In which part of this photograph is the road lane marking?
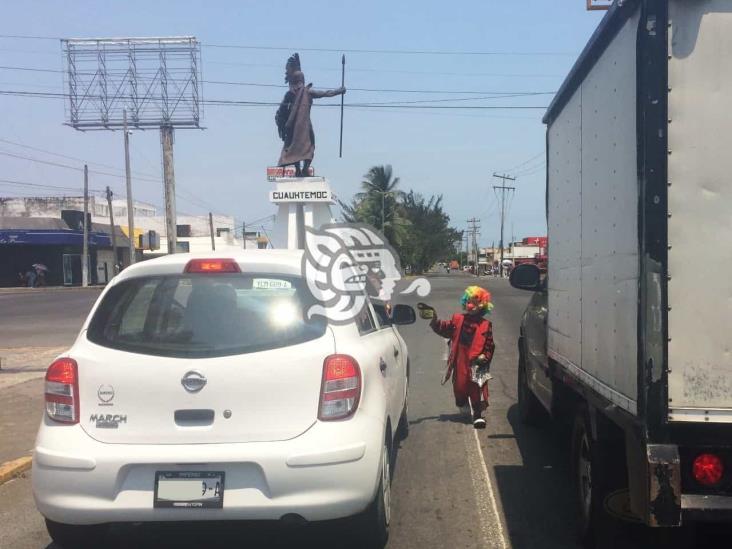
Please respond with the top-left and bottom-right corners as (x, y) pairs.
(468, 429), (508, 549)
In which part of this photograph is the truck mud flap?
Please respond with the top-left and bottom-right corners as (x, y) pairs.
(647, 444), (682, 527)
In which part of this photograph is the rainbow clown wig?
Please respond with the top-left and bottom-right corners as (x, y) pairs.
(461, 286), (494, 316)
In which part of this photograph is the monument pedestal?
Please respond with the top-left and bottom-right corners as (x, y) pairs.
(269, 177), (335, 249)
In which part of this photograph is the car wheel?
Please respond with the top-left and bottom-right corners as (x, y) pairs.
(45, 519), (108, 549)
(397, 372), (409, 440)
(517, 343), (544, 425)
(359, 439), (391, 548)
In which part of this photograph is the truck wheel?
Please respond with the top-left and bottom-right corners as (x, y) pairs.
(571, 409), (606, 547)
(45, 519), (108, 549)
(517, 345), (545, 425)
(358, 438), (391, 548)
(571, 408), (632, 548)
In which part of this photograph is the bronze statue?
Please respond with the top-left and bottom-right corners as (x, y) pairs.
(276, 53), (346, 176)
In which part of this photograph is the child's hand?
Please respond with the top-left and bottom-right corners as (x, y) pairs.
(417, 302), (436, 320)
(476, 354), (488, 364)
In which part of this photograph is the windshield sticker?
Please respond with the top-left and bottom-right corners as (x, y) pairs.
(253, 278), (293, 290)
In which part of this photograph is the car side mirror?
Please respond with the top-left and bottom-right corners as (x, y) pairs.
(509, 264), (542, 292)
(392, 304), (416, 325)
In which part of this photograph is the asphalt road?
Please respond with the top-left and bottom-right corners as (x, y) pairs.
(0, 276), (727, 548)
(0, 288), (102, 348)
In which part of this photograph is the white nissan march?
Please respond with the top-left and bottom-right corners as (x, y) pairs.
(33, 251), (413, 548)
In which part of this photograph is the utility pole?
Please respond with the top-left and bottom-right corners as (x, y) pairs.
(493, 173), (516, 278)
(209, 212), (216, 251)
(123, 108), (136, 264)
(106, 186), (119, 273)
(466, 218), (480, 275)
(161, 125), (177, 254)
(82, 164), (89, 287)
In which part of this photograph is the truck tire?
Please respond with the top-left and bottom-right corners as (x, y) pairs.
(571, 408), (604, 547)
(571, 407), (633, 548)
(45, 519), (108, 549)
(517, 343), (545, 425)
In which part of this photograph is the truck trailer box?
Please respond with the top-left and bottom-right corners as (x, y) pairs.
(542, 0), (732, 527)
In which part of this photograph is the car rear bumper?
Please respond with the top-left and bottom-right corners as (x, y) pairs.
(33, 412), (384, 525)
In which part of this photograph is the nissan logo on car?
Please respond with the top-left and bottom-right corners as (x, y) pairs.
(181, 370), (207, 393)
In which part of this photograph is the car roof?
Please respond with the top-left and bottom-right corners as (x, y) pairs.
(114, 249), (305, 283)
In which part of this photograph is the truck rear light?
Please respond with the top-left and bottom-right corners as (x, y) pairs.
(319, 354), (361, 421)
(692, 453), (724, 486)
(184, 258), (241, 273)
(45, 358), (79, 424)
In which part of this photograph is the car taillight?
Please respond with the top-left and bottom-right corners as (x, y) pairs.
(692, 453), (724, 486)
(184, 258), (241, 273)
(45, 358), (79, 424)
(319, 355), (361, 421)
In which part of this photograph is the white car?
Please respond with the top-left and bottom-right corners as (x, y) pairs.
(33, 251), (413, 548)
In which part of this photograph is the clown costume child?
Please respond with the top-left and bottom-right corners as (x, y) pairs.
(430, 286), (495, 429)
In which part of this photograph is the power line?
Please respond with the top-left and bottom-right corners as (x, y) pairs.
(503, 151), (545, 173)
(0, 34), (61, 40)
(0, 149), (162, 182)
(202, 78), (555, 96)
(203, 42), (572, 57)
(0, 65), (558, 97)
(0, 89), (549, 109)
(0, 137), (159, 179)
(207, 60), (562, 79)
(0, 34), (572, 57)
(0, 177), (105, 194)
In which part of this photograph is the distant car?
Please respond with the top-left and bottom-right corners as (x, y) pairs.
(33, 251), (414, 548)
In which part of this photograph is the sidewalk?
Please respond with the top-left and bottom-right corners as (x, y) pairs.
(0, 346), (66, 390)
(0, 377), (42, 466)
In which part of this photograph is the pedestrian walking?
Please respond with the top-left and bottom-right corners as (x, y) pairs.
(25, 268), (37, 288)
(419, 286), (495, 428)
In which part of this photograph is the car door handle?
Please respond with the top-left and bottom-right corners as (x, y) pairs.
(379, 358), (388, 373)
(393, 346), (400, 358)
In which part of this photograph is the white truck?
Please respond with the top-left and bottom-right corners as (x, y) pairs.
(510, 0), (732, 543)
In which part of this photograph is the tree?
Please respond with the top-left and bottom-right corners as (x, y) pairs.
(338, 164), (461, 275)
(399, 191), (461, 274)
(355, 165), (406, 245)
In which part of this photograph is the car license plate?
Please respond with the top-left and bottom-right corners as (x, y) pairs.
(154, 471), (225, 509)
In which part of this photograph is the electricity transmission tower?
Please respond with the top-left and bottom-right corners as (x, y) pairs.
(493, 173), (516, 277)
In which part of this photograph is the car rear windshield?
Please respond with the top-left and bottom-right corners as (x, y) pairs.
(87, 274), (327, 358)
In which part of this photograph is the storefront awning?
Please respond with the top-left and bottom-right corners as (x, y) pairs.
(0, 229), (124, 247)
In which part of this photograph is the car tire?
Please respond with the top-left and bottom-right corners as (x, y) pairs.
(397, 368), (409, 440)
(359, 439), (391, 548)
(517, 342), (544, 425)
(45, 519), (108, 549)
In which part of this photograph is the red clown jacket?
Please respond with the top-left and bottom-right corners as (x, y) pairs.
(431, 313), (495, 370)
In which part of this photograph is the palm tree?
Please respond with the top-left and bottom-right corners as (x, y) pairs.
(355, 165), (405, 239)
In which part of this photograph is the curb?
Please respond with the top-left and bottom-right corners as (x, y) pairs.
(0, 456), (32, 485)
(0, 286), (104, 294)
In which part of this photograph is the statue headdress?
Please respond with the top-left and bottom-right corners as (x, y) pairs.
(285, 53), (301, 83)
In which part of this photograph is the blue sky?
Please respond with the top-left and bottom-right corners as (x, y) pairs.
(0, 1), (605, 245)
